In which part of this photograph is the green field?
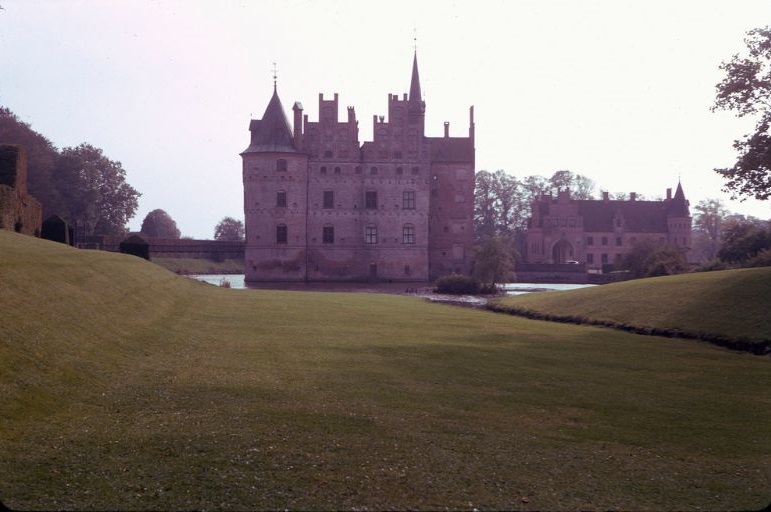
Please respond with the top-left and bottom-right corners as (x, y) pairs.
(1, 230), (770, 510)
(493, 268), (771, 351)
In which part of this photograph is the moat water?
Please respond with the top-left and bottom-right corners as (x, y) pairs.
(189, 274), (594, 296)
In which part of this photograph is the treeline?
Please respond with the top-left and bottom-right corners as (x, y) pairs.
(691, 198), (771, 269)
(0, 107), (140, 236)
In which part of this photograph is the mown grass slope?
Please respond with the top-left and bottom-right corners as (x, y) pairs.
(492, 268), (771, 349)
(1, 230), (770, 511)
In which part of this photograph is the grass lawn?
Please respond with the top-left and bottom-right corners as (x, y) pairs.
(1, 230), (770, 510)
(151, 256), (244, 275)
(492, 268), (771, 349)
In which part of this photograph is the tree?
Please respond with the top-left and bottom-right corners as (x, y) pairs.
(0, 109), (141, 235)
(692, 198), (730, 261)
(474, 170), (498, 242)
(473, 236), (515, 287)
(717, 218), (771, 263)
(140, 209), (181, 238)
(712, 26), (771, 200)
(214, 217), (245, 242)
(0, 107), (62, 216)
(53, 144), (140, 236)
(548, 170), (596, 200)
(619, 238), (687, 277)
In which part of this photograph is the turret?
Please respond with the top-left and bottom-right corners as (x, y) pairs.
(666, 181), (691, 249)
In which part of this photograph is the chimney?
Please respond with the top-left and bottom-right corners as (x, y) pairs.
(666, 188), (672, 200)
(630, 192), (636, 201)
(602, 191), (609, 201)
(444, 122), (450, 138)
(292, 102), (304, 151)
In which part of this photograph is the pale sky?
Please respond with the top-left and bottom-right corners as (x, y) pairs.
(1, 0), (769, 239)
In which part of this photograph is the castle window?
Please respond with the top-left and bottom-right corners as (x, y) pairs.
(601, 237), (608, 246)
(276, 191), (287, 208)
(365, 225), (378, 244)
(587, 253), (594, 264)
(411, 166), (420, 175)
(587, 236), (594, 245)
(323, 190), (334, 209)
(276, 159), (287, 172)
(370, 166), (378, 175)
(334, 166), (341, 174)
(404, 264), (411, 275)
(396, 167), (404, 175)
(323, 225), (334, 244)
(355, 166), (362, 174)
(403, 190), (416, 210)
(601, 253), (608, 264)
(324, 150), (333, 158)
(395, 151), (403, 159)
(402, 224), (415, 244)
(320, 166), (327, 174)
(616, 237), (622, 246)
(365, 191), (378, 209)
(276, 224), (288, 244)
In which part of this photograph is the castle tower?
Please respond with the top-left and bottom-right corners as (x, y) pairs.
(666, 181), (692, 251)
(241, 84), (310, 281)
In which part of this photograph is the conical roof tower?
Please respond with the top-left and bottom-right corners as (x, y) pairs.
(242, 85), (297, 154)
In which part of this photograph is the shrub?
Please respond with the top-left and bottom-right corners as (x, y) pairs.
(746, 248), (771, 267)
(695, 258), (731, 272)
(434, 274), (480, 295)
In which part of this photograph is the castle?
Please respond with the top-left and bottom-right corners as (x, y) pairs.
(524, 184), (692, 271)
(241, 53), (475, 282)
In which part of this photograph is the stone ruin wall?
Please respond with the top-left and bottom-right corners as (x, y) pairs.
(0, 145), (42, 236)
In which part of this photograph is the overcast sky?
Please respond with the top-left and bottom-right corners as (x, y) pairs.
(1, 0), (769, 238)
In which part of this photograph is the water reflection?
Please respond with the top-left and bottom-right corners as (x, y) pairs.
(189, 274), (594, 295)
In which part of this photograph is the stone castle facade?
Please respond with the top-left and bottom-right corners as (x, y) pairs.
(241, 54), (475, 282)
(524, 184), (692, 271)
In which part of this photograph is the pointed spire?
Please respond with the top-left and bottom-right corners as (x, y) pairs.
(668, 180), (690, 216)
(409, 50), (422, 103)
(242, 85), (297, 154)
